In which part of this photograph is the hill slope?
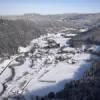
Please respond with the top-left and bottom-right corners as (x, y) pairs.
(0, 19), (45, 55)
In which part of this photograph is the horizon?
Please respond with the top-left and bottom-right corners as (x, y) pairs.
(0, 0), (100, 15)
(0, 12), (100, 16)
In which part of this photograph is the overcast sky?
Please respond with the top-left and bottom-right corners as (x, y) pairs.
(0, 0), (100, 15)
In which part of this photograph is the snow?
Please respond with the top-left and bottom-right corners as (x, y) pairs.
(32, 33), (71, 47)
(25, 54), (92, 96)
(79, 28), (88, 32)
(88, 45), (100, 53)
(45, 62), (89, 81)
(61, 33), (77, 37)
(73, 53), (91, 61)
(0, 59), (10, 73)
(62, 47), (76, 52)
(13, 58), (32, 79)
(0, 32), (99, 99)
(59, 28), (77, 32)
(40, 62), (76, 82)
(48, 33), (70, 47)
(18, 45), (33, 53)
(65, 34), (76, 37)
(0, 67), (12, 83)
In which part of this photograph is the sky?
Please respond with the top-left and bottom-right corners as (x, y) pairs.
(0, 0), (100, 15)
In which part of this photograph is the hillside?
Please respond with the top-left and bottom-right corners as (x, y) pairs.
(0, 19), (45, 56)
(0, 13), (100, 56)
(1, 13), (100, 29)
(70, 26), (100, 47)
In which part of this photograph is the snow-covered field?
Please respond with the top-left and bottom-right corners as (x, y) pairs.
(0, 31), (100, 99)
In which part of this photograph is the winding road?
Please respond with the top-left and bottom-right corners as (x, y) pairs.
(0, 54), (25, 95)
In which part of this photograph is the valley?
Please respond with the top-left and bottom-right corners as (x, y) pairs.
(0, 13), (100, 100)
(0, 27), (100, 99)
